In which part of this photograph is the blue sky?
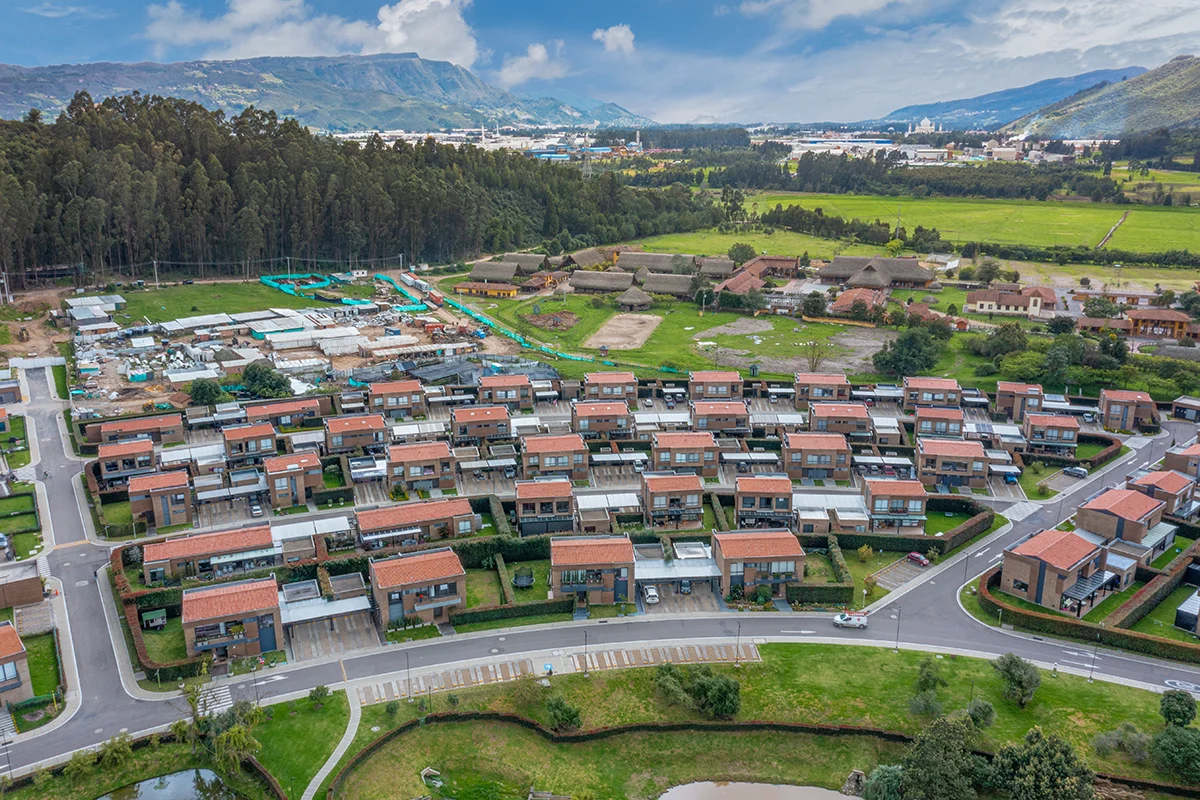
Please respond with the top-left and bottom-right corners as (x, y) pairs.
(4, 0), (1199, 121)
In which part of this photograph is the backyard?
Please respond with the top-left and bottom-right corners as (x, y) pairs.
(3, 415), (30, 469)
(1150, 537), (1195, 570)
(1082, 581), (1146, 623)
(140, 617), (188, 664)
(22, 631), (60, 696)
(510, 559), (552, 604)
(1130, 583), (1200, 644)
(923, 511), (973, 537)
(464, 568), (503, 609)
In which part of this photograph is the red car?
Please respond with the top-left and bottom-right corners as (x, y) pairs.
(907, 552), (931, 567)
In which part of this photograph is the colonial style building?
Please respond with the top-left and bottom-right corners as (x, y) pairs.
(521, 434), (588, 481)
(182, 578), (281, 661)
(324, 414), (387, 454)
(515, 478), (576, 536)
(642, 472), (705, 530)
(651, 431), (718, 477)
(129, 471), (192, 529)
(582, 371), (638, 403)
(387, 442), (456, 493)
(863, 479), (927, 532)
(915, 406), (964, 439)
(452, 405), (512, 444)
(572, 401), (634, 440)
(902, 377), (961, 410)
(263, 453), (323, 509)
(1098, 389), (1158, 432)
(368, 380), (428, 419)
(355, 498), (477, 548)
(1022, 414), (1079, 455)
(479, 374), (534, 411)
(792, 373), (851, 410)
(995, 382), (1043, 422)
(916, 438), (988, 488)
(688, 370), (744, 400)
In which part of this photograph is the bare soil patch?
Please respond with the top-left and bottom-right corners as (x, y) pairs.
(693, 318), (774, 337)
(583, 313), (663, 350)
(696, 325), (894, 375)
(526, 310), (578, 331)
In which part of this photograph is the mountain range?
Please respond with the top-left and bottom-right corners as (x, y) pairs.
(0, 52), (655, 131)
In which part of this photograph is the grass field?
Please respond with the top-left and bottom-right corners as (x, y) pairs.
(629, 229), (880, 260)
(1131, 584), (1200, 644)
(141, 618), (188, 664)
(464, 568), (503, 609)
(924, 511), (972, 537)
(120, 282), (322, 324)
(258, 690), (350, 799)
(22, 632), (60, 695)
(3, 415), (29, 469)
(51, 364), (68, 399)
(1151, 537), (1195, 570)
(511, 559), (552, 604)
(1082, 581), (1145, 623)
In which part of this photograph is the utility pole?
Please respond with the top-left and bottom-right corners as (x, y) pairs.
(893, 606), (902, 653)
(152, 259), (160, 290)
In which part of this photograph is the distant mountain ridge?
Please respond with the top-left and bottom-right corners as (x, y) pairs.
(0, 52), (655, 131)
(865, 67), (1148, 130)
(1004, 55), (1200, 137)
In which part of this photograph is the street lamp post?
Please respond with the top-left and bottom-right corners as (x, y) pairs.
(250, 663), (259, 705)
(893, 606), (902, 653)
(735, 621), (742, 666)
(1088, 633), (1100, 683)
(583, 630), (589, 677)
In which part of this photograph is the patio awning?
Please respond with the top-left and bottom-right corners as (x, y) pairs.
(211, 546), (279, 565)
(360, 526), (421, 542)
(1063, 570), (1117, 602)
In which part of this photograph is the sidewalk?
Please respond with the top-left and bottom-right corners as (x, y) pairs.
(9, 577), (82, 744)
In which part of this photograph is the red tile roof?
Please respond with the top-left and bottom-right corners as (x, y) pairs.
(654, 432), (715, 449)
(714, 529), (804, 560)
(918, 439), (985, 458)
(388, 441), (452, 462)
(551, 536), (634, 567)
(480, 374), (531, 388)
(997, 382), (1042, 394)
(144, 525), (273, 563)
(1127, 308), (1191, 322)
(1025, 414), (1079, 429)
(1177, 444), (1200, 457)
(522, 433), (586, 454)
(325, 414), (386, 434)
(356, 498), (474, 531)
(128, 470), (190, 493)
(810, 403), (869, 419)
(713, 270), (766, 295)
(246, 399), (319, 420)
(690, 371), (742, 383)
(98, 440), (154, 459)
(692, 401), (748, 415)
(371, 549), (465, 588)
(516, 479), (574, 499)
(263, 453), (321, 473)
(904, 377), (960, 391)
(785, 432), (850, 450)
(1022, 286), (1056, 303)
(0, 623), (25, 661)
(830, 287), (887, 314)
(793, 373), (849, 385)
(643, 473), (705, 493)
(1011, 529), (1099, 571)
(182, 578), (279, 624)
(369, 380), (423, 395)
(1101, 389), (1152, 403)
(100, 414), (182, 434)
(223, 422), (277, 441)
(736, 475), (793, 493)
(452, 405), (509, 423)
(1082, 489), (1164, 521)
(916, 406), (964, 420)
(585, 371), (636, 384)
(865, 479), (926, 498)
(573, 401), (631, 418)
(1132, 470), (1193, 495)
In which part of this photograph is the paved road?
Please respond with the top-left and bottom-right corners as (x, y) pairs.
(9, 372), (1200, 775)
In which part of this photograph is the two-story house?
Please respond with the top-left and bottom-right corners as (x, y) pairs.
(550, 535), (634, 606)
(651, 432), (718, 478)
(324, 414), (387, 454)
(916, 438), (988, 488)
(521, 433), (588, 481)
(479, 374), (533, 411)
(97, 440), (156, 486)
(792, 373), (851, 410)
(1077, 488), (1176, 564)
(902, 377), (961, 410)
(863, 478), (927, 532)
(94, 413), (184, 445)
(388, 442), (456, 493)
(691, 401), (750, 436)
(245, 398), (322, 428)
(734, 475), (795, 530)
(356, 498), (477, 549)
(995, 382), (1043, 422)
(1165, 444), (1200, 480)
(1022, 414), (1079, 455)
(1127, 471), (1196, 518)
(643, 472), (705, 530)
(583, 371), (638, 404)
(782, 432), (852, 481)
(515, 478), (576, 536)
(713, 529), (805, 600)
(223, 422), (278, 466)
(1000, 529), (1127, 616)
(452, 405), (511, 444)
(141, 525), (276, 582)
(915, 406), (964, 439)
(129, 471), (192, 530)
(370, 548), (466, 625)
(572, 401), (634, 440)
(688, 370), (743, 401)
(182, 577), (281, 660)
(263, 453), (323, 509)
(368, 380), (428, 419)
(1098, 389), (1158, 432)
(809, 403), (874, 444)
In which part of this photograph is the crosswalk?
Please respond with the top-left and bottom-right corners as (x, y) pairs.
(35, 557), (49, 581)
(0, 708), (15, 738)
(357, 658), (534, 706)
(1004, 501), (1040, 522)
(571, 642), (759, 675)
(202, 685), (234, 716)
(1127, 436), (1153, 450)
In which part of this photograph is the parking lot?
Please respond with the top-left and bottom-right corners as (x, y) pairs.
(194, 496), (264, 530)
(590, 464), (641, 489)
(639, 580), (721, 613)
(287, 611), (379, 661)
(353, 480), (391, 506)
(459, 470), (516, 496)
(872, 555), (927, 591)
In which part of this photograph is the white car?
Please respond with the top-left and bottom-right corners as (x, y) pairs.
(643, 398), (654, 408)
(642, 585), (660, 605)
(833, 612), (868, 629)
(249, 504), (264, 518)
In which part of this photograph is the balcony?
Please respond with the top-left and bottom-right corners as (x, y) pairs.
(413, 595), (462, 612)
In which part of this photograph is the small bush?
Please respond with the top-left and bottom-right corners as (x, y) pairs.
(546, 696), (582, 731)
(1093, 722), (1150, 763)
(966, 698), (995, 730)
(308, 684), (331, 708)
(909, 690), (943, 717)
(385, 700), (400, 717)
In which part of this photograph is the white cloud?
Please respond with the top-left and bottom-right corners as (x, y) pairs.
(591, 24), (636, 55)
(21, 2), (112, 18)
(739, 0), (913, 30)
(143, 0), (478, 66)
(495, 41), (569, 88)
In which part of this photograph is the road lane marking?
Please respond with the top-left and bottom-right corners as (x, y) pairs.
(780, 630), (818, 634)
(975, 548), (990, 557)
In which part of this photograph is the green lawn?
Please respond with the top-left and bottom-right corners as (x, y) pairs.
(1150, 537), (1195, 570)
(21, 632), (60, 695)
(995, 588), (1071, 618)
(101, 499), (133, 526)
(1017, 466), (1058, 500)
(453, 613), (572, 634)
(140, 617), (189, 664)
(1082, 581), (1145, 623)
(510, 559), (552, 604)
(273, 505), (311, 516)
(258, 689), (351, 799)
(120, 282), (321, 324)
(386, 625), (442, 643)
(231, 650), (286, 675)
(842, 550), (903, 608)
(923, 511), (972, 538)
(1073, 441), (1108, 462)
(322, 464), (345, 489)
(628, 228), (880, 260)
(10, 529), (42, 559)
(51, 365), (68, 399)
(801, 552), (836, 584)
(1131, 583), (1200, 644)
(3, 416), (29, 469)
(0, 494), (35, 516)
(464, 568), (503, 609)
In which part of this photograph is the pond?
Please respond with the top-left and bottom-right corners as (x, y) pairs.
(97, 769), (243, 800)
(659, 783), (845, 800)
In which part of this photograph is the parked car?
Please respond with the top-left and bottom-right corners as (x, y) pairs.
(906, 551), (931, 567)
(633, 461), (645, 473)
(1063, 466), (1088, 478)
(833, 612), (868, 629)
(882, 465), (896, 476)
(249, 504), (264, 518)
(1082, 412), (1097, 423)
(1003, 473), (1019, 485)
(643, 585), (660, 604)
(769, 395), (779, 404)
(643, 397), (654, 408)
(679, 580), (692, 595)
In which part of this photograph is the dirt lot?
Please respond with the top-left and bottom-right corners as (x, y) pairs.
(527, 310), (578, 331)
(690, 323), (894, 376)
(582, 313), (663, 350)
(694, 318), (774, 337)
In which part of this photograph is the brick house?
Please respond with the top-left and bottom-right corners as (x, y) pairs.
(97, 439), (156, 484)
(1000, 529), (1120, 616)
(370, 548), (466, 625)
(223, 422), (278, 466)
(713, 529), (805, 599)
(572, 401), (634, 440)
(356, 498), (477, 548)
(1098, 389), (1158, 432)
(452, 405), (511, 444)
(550, 535), (634, 606)
(1164, 444), (1200, 479)
(651, 431), (717, 477)
(688, 370), (743, 400)
(515, 478), (576, 536)
(0, 623), (32, 704)
(129, 471), (192, 530)
(863, 479), (927, 532)
(263, 453), (323, 509)
(1022, 414), (1079, 455)
(324, 414), (387, 454)
(1077, 489), (1176, 564)
(995, 382), (1044, 422)
(182, 577), (281, 660)
(792, 373), (851, 410)
(141, 525), (275, 582)
(521, 433), (588, 481)
(643, 472), (705, 530)
(1128, 470), (1196, 517)
(691, 400), (750, 435)
(809, 403), (874, 444)
(583, 371), (638, 403)
(94, 413), (184, 445)
(245, 398), (322, 428)
(388, 441), (456, 492)
(368, 379), (428, 419)
(916, 438), (988, 488)
(782, 433), (851, 481)
(479, 374), (533, 411)
(734, 475), (795, 530)
(902, 377), (961, 410)
(915, 406), (964, 439)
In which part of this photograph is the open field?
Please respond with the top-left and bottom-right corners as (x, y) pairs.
(258, 690), (350, 799)
(629, 228), (880, 259)
(748, 192), (1200, 252)
(583, 313), (663, 350)
(120, 282), (327, 324)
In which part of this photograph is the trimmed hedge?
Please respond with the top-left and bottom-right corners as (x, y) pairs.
(312, 486), (355, 506)
(827, 537), (853, 584)
(787, 582), (854, 605)
(495, 554), (516, 606)
(1077, 433), (1123, 469)
(1106, 542), (1200, 630)
(709, 493), (728, 531)
(449, 598), (573, 625)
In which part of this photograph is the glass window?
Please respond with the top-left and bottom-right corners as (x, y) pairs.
(908, 500), (923, 513)
(685, 494), (699, 506)
(457, 519), (472, 534)
(729, 561), (743, 575)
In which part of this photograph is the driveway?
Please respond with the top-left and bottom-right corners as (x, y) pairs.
(287, 611), (380, 661)
(459, 471), (516, 496)
(872, 556), (927, 590)
(195, 497), (262, 530)
(641, 580), (720, 614)
(988, 477), (1025, 501)
(590, 465), (640, 489)
(353, 481), (391, 506)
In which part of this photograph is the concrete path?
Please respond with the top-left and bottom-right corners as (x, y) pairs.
(302, 690), (361, 800)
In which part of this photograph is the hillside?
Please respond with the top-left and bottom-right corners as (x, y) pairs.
(1004, 55), (1200, 137)
(0, 52), (654, 131)
(867, 67), (1147, 130)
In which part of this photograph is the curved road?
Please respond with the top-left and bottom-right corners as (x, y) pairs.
(10, 370), (1200, 774)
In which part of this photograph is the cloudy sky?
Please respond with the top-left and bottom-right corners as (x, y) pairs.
(5, 0), (1200, 122)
